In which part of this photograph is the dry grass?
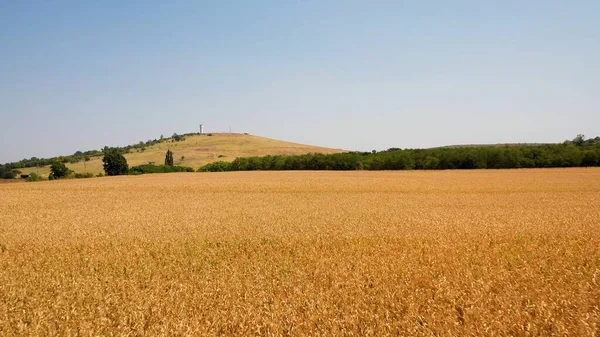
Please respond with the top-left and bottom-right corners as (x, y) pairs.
(17, 133), (344, 177)
(1, 168), (599, 336)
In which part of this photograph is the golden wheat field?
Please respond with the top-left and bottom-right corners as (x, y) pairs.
(1, 169), (599, 336)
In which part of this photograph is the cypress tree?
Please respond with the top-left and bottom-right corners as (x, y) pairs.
(165, 149), (174, 166)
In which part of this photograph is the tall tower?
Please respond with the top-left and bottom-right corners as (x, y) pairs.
(199, 124), (204, 134)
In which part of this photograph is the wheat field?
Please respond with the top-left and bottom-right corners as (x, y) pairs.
(1, 169), (599, 336)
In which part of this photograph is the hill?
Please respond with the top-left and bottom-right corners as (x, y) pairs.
(16, 133), (344, 177)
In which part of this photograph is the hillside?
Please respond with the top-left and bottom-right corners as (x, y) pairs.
(17, 133), (344, 177)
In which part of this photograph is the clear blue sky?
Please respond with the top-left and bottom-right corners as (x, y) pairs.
(1, 1), (598, 163)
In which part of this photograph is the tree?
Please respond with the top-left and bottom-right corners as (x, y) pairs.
(0, 165), (17, 179)
(50, 161), (72, 178)
(573, 134), (585, 146)
(423, 156), (441, 170)
(165, 149), (174, 166)
(84, 156), (91, 173)
(582, 151), (599, 166)
(102, 149), (129, 176)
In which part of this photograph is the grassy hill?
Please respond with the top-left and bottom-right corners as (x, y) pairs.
(18, 133), (344, 177)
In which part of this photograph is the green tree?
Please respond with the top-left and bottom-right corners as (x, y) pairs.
(165, 149), (174, 166)
(423, 156), (441, 170)
(582, 151), (599, 166)
(0, 165), (17, 179)
(573, 134), (585, 146)
(50, 161), (72, 178)
(102, 149), (129, 176)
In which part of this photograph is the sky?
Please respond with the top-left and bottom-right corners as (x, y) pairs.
(1, 1), (598, 163)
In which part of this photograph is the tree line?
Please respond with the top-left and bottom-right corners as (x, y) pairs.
(199, 136), (600, 172)
(3, 134), (599, 180)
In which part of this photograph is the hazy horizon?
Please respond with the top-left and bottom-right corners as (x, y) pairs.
(1, 1), (598, 163)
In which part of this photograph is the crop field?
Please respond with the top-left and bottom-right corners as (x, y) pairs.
(1, 169), (599, 336)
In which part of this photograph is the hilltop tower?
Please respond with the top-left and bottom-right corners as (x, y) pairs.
(199, 124), (204, 134)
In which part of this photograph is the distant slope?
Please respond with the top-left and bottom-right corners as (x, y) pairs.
(18, 133), (344, 177)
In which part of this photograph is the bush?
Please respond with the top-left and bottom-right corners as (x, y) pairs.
(102, 149), (129, 176)
(74, 172), (94, 179)
(198, 161), (234, 172)
(129, 164), (194, 175)
(96, 173), (104, 178)
(172, 133), (185, 142)
(27, 173), (43, 182)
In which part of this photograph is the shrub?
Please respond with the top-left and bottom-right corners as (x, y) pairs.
(198, 161), (234, 172)
(74, 172), (94, 179)
(172, 133), (184, 142)
(27, 173), (43, 182)
(129, 165), (194, 175)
